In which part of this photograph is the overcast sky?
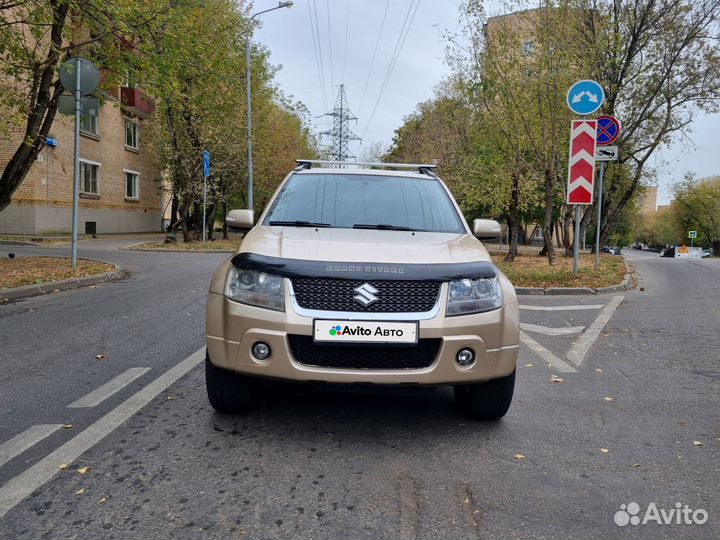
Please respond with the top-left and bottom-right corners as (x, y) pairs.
(253, 0), (719, 205)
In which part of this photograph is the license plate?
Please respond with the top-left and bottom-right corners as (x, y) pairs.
(314, 320), (418, 344)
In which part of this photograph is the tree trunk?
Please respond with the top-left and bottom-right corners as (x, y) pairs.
(504, 172), (520, 262)
(206, 202), (217, 241)
(0, 4), (68, 212)
(562, 205), (574, 256)
(580, 204), (594, 252)
(542, 169), (556, 265)
(222, 201), (229, 240)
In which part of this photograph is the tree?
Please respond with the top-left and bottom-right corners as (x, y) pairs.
(575, 0), (720, 245)
(672, 174), (720, 252)
(0, 0), (168, 212)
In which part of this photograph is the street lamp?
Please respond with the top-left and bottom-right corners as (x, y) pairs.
(246, 1), (293, 210)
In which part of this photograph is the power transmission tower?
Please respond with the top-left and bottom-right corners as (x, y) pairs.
(321, 84), (361, 161)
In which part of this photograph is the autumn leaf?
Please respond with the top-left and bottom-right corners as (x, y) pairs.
(603, 397), (614, 402)
(63, 424), (73, 429)
(550, 375), (564, 383)
(677, 420), (688, 427)
(77, 466), (90, 474)
(595, 368), (603, 373)
(693, 441), (703, 447)
(514, 453), (526, 460)
(95, 354), (105, 360)
(59, 463), (68, 470)
(74, 488), (85, 495)
(631, 463), (641, 467)
(524, 363), (534, 368)
(97, 497), (107, 504)
(600, 448), (609, 453)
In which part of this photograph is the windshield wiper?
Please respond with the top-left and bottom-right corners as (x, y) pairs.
(352, 223), (425, 231)
(268, 220), (332, 228)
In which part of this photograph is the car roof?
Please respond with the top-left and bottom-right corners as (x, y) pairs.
(294, 167), (435, 180)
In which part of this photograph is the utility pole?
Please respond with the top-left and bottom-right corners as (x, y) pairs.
(321, 84), (361, 162)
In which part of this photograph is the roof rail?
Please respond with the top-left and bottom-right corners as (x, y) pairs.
(295, 159), (437, 175)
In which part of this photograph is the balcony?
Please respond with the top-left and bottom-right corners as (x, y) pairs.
(121, 87), (156, 117)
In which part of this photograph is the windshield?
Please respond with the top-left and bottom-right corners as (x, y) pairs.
(264, 173), (465, 233)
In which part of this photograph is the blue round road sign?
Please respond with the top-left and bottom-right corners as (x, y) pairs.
(566, 79), (605, 115)
(596, 115), (621, 145)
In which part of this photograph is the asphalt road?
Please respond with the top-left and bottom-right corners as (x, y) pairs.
(0, 243), (718, 539)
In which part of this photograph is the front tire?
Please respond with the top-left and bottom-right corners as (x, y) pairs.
(454, 369), (515, 420)
(205, 353), (260, 413)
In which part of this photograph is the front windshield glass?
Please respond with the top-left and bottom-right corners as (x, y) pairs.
(264, 173), (465, 233)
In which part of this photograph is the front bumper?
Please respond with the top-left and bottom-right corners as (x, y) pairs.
(206, 280), (519, 385)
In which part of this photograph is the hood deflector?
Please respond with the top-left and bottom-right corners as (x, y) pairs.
(231, 252), (497, 282)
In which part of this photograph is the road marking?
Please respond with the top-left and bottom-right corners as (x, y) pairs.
(565, 295), (624, 367)
(519, 331), (576, 373)
(398, 477), (419, 540)
(0, 347), (205, 519)
(68, 367), (151, 408)
(520, 323), (585, 336)
(519, 304), (604, 311)
(0, 425), (64, 468)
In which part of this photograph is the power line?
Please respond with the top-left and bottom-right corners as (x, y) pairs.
(311, 0), (329, 113)
(307, 0), (328, 113)
(326, 0), (334, 91)
(320, 84), (361, 161)
(341, 0), (350, 84)
(362, 0), (421, 141)
(358, 0), (391, 114)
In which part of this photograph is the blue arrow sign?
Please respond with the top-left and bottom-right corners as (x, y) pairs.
(566, 80), (605, 115)
(202, 150), (210, 177)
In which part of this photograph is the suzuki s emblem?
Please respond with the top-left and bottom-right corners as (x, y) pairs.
(353, 283), (379, 307)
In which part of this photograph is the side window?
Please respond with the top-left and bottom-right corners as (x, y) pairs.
(125, 119), (138, 149)
(124, 170), (139, 199)
(80, 162), (100, 194)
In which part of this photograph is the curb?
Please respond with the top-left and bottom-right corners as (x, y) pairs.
(515, 255), (634, 295)
(1, 262), (125, 302)
(122, 242), (235, 254)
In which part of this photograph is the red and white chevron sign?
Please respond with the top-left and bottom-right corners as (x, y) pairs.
(566, 120), (597, 205)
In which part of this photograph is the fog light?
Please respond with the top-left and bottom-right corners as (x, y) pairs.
(456, 348), (475, 367)
(252, 342), (271, 360)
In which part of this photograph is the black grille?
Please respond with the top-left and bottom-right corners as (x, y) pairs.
(291, 278), (440, 313)
(288, 335), (441, 370)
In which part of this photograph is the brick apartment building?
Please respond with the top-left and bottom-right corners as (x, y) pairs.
(0, 83), (163, 235)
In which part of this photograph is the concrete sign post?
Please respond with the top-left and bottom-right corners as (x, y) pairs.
(60, 58), (99, 269)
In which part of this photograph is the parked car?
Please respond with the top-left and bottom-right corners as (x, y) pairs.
(661, 246), (676, 258)
(701, 249), (711, 258)
(205, 160), (520, 419)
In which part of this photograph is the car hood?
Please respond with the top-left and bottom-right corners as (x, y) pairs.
(238, 226), (491, 264)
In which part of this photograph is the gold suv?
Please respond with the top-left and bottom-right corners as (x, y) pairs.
(206, 161), (519, 419)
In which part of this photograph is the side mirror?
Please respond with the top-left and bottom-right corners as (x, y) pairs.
(226, 209), (255, 232)
(472, 219), (501, 239)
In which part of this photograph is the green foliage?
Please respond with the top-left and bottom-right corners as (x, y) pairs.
(672, 175), (720, 248)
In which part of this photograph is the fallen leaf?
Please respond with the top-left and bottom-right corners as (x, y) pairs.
(63, 424), (73, 429)
(632, 463), (641, 467)
(59, 463), (68, 470)
(95, 354), (105, 360)
(677, 420), (688, 427)
(600, 448), (609, 453)
(693, 440), (703, 447)
(74, 488), (85, 495)
(77, 466), (90, 474)
(524, 363), (534, 368)
(550, 375), (564, 383)
(514, 453), (526, 460)
(595, 368), (603, 373)
(603, 397), (614, 402)
(97, 497), (107, 504)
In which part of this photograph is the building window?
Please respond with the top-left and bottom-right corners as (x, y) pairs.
(125, 119), (138, 149)
(80, 112), (99, 136)
(80, 161), (100, 194)
(124, 170), (139, 199)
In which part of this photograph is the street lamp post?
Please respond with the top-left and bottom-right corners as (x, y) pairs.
(246, 1), (293, 211)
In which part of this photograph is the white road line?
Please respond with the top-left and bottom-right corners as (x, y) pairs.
(519, 304), (604, 311)
(0, 347), (205, 519)
(519, 331), (576, 373)
(520, 323), (585, 336)
(68, 367), (151, 408)
(565, 295), (624, 367)
(0, 425), (64, 468)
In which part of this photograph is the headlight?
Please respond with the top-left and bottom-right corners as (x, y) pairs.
(446, 276), (502, 315)
(225, 267), (284, 311)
